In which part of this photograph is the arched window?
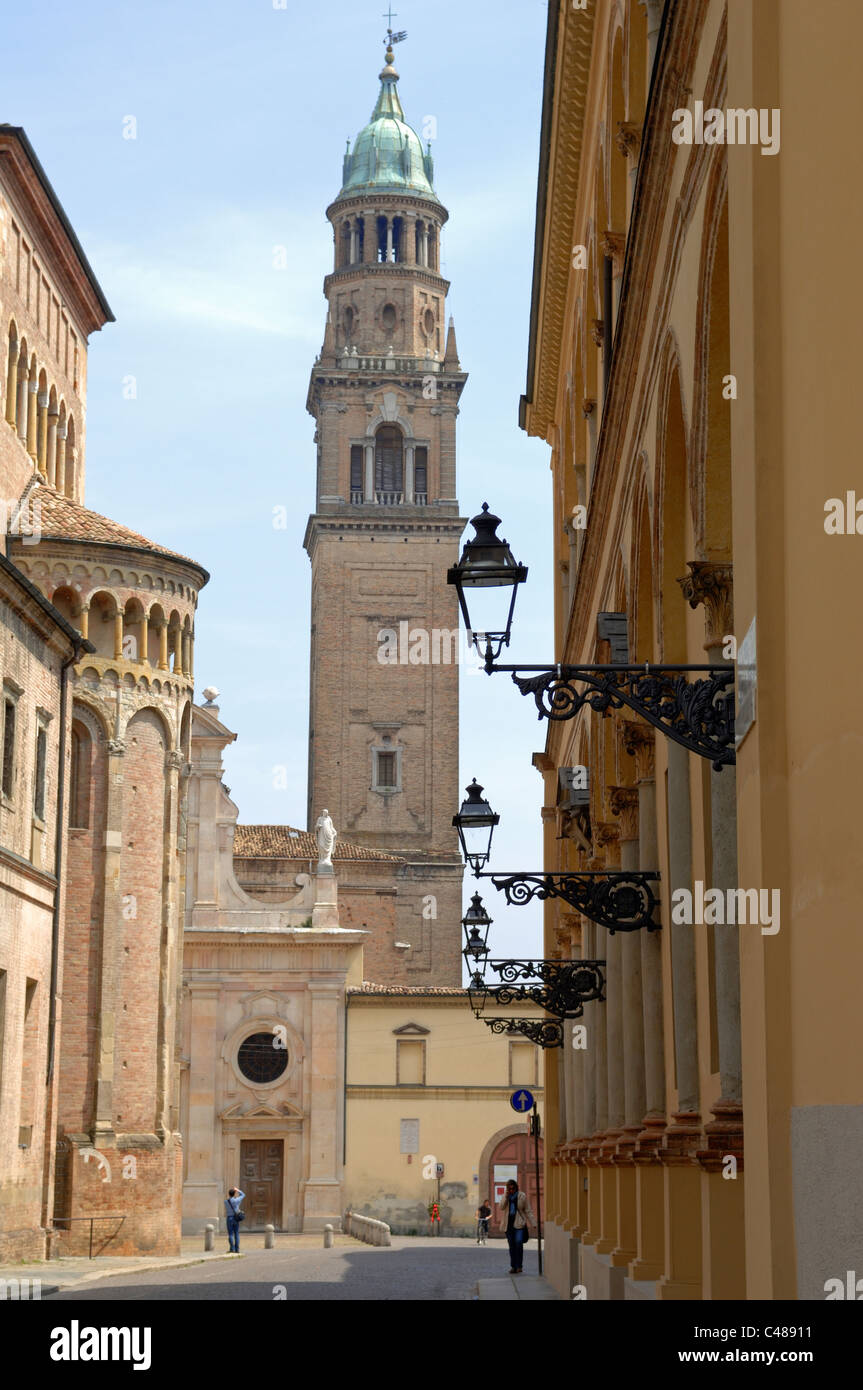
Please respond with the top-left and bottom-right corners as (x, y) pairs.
(69, 723), (91, 828)
(375, 425), (403, 502)
(344, 305), (355, 346)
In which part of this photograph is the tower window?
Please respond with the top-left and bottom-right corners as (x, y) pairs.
(373, 748), (399, 792)
(375, 425), (403, 500)
(350, 445), (364, 502)
(415, 446), (428, 504)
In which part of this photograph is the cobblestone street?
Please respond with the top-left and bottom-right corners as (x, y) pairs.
(44, 1235), (546, 1302)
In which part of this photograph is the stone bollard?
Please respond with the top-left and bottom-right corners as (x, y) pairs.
(204, 1224), (214, 1252)
(323, 1224), (334, 1249)
(264, 1224), (275, 1250)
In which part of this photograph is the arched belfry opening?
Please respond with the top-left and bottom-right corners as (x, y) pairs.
(374, 424), (404, 501)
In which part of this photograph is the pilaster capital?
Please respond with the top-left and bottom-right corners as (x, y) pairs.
(107, 738), (126, 757)
(600, 230), (626, 271)
(615, 121), (642, 161)
(621, 720), (655, 781)
(608, 786), (639, 840)
(593, 820), (620, 852)
(165, 750), (184, 772)
(678, 561), (734, 650)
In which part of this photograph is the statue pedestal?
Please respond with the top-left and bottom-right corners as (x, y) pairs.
(312, 867), (339, 928)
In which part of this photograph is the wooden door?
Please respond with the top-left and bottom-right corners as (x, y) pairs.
(240, 1140), (284, 1230)
(488, 1132), (544, 1236)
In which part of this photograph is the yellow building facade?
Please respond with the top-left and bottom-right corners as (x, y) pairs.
(346, 987), (543, 1235)
(520, 0), (863, 1300)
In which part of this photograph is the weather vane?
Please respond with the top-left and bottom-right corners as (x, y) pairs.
(382, 6), (407, 46)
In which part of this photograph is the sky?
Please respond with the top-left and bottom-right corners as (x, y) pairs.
(5, 0), (553, 960)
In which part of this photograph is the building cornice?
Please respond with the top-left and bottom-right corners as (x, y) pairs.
(326, 191), (449, 225)
(0, 125), (114, 335)
(519, 0), (595, 441)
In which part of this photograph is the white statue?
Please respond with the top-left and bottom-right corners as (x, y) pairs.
(315, 810), (337, 868)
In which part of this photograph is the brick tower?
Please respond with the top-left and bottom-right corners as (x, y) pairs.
(303, 35), (466, 983)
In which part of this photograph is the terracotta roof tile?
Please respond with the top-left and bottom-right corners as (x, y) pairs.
(30, 483), (206, 574)
(234, 824), (404, 863)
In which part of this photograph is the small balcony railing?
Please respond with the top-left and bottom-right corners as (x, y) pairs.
(346, 491), (429, 507)
(375, 490), (403, 505)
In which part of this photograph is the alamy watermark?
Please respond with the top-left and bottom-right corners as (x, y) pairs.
(672, 102), (780, 156)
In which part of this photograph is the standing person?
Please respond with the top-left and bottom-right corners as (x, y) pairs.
(476, 1198), (492, 1244)
(498, 1178), (535, 1274)
(224, 1186), (245, 1254)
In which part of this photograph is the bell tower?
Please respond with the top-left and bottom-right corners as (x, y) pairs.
(303, 35), (466, 982)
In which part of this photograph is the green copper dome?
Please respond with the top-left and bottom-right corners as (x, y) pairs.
(338, 49), (440, 203)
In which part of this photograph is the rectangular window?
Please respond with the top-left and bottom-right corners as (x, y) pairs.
(350, 445), (363, 498)
(19, 978), (38, 1145)
(414, 446), (428, 502)
(2, 698), (16, 799)
(374, 749), (397, 790)
(509, 1041), (537, 1087)
(397, 1040), (425, 1086)
(33, 726), (47, 821)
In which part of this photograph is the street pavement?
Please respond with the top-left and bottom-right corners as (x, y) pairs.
(42, 1234), (549, 1302)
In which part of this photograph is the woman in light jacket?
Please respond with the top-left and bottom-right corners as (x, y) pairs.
(498, 1178), (535, 1274)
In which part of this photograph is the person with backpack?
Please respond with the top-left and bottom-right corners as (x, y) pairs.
(476, 1198), (492, 1244)
(498, 1179), (535, 1274)
(224, 1186), (245, 1253)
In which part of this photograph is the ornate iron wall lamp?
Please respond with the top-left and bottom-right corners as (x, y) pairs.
(454, 783), (660, 934)
(481, 958), (605, 1019)
(448, 505), (735, 770)
(483, 1017), (565, 1049)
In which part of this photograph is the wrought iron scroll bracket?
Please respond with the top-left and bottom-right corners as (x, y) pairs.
(504, 664), (735, 770)
(481, 870), (660, 935)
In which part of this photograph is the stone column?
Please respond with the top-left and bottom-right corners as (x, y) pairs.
(4, 335), (18, 426)
(679, 561), (744, 1299)
(79, 605), (89, 643)
(385, 218), (394, 262)
(26, 376), (39, 457)
(66, 445), (78, 499)
(113, 609), (124, 661)
(627, 725), (667, 1281)
(156, 621), (169, 672)
(364, 441), (375, 501)
(46, 407), (59, 487)
(16, 365), (28, 442)
(140, 613), (149, 666)
(350, 222), (358, 263)
(608, 788), (642, 1270)
(172, 625), (182, 673)
(405, 444), (415, 503)
(36, 391), (48, 473)
(55, 424), (67, 494)
(421, 224), (429, 266)
(657, 737), (703, 1298)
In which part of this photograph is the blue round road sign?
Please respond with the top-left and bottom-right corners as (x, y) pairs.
(510, 1088), (535, 1114)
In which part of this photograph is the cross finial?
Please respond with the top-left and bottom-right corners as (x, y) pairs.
(383, 5), (397, 28)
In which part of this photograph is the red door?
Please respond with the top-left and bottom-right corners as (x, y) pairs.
(488, 1132), (544, 1236)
